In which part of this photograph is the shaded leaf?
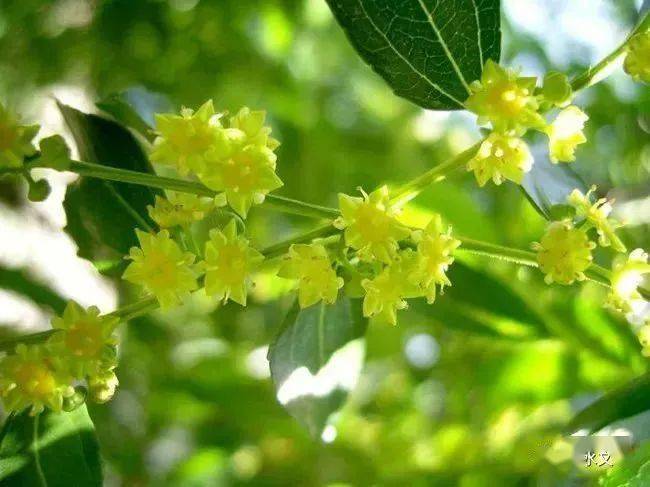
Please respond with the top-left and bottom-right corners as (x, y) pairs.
(325, 0), (501, 110)
(521, 151), (587, 220)
(97, 87), (171, 143)
(0, 405), (102, 486)
(567, 373), (650, 434)
(58, 102), (159, 267)
(268, 298), (367, 438)
(412, 261), (548, 339)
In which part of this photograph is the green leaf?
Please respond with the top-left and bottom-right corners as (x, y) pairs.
(0, 405), (102, 486)
(521, 153), (587, 220)
(411, 261), (548, 339)
(600, 440), (650, 487)
(268, 298), (367, 438)
(97, 87), (171, 143)
(325, 0), (501, 110)
(58, 102), (159, 267)
(567, 373), (650, 434)
(0, 266), (66, 314)
(31, 135), (72, 171)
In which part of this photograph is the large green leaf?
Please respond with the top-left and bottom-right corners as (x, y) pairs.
(268, 298), (367, 438)
(567, 373), (650, 434)
(0, 405), (102, 486)
(58, 102), (159, 267)
(325, 0), (501, 110)
(412, 261), (549, 339)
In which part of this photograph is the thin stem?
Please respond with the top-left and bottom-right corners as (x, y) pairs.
(389, 142), (481, 208)
(570, 12), (649, 92)
(69, 161), (337, 220)
(0, 296), (160, 352)
(260, 223), (339, 259)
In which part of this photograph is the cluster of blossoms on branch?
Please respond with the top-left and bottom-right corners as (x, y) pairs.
(0, 303), (119, 415)
(0, 26), (648, 414)
(125, 102), (462, 326)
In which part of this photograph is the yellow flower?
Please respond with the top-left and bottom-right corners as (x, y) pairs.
(568, 187), (626, 252)
(533, 220), (595, 285)
(0, 103), (39, 169)
(123, 229), (200, 308)
(467, 132), (533, 186)
(199, 143), (283, 217)
(230, 107), (280, 150)
(204, 220), (264, 305)
(606, 249), (650, 314)
(465, 60), (545, 132)
(147, 191), (224, 228)
(0, 344), (74, 415)
(335, 186), (410, 263)
(546, 106), (588, 163)
(150, 100), (223, 175)
(49, 301), (119, 380)
(624, 31), (650, 83)
(361, 250), (421, 325)
(637, 324), (650, 357)
(411, 215), (461, 303)
(278, 244), (344, 308)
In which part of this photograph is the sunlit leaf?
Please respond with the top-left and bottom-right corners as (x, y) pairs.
(268, 298), (367, 438)
(325, 0), (501, 110)
(0, 405), (102, 486)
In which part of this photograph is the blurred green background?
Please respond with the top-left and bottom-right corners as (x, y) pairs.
(0, 0), (649, 485)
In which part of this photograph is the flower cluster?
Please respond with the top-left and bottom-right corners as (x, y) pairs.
(0, 302), (120, 415)
(0, 102), (39, 169)
(465, 60), (588, 186)
(150, 101), (283, 217)
(333, 187), (461, 325)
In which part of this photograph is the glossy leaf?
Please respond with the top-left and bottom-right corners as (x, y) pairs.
(599, 440), (650, 487)
(325, 0), (501, 110)
(268, 298), (367, 438)
(567, 373), (650, 434)
(58, 102), (159, 267)
(0, 405), (102, 486)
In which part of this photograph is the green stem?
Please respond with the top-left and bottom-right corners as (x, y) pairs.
(389, 142), (481, 208)
(0, 296), (159, 352)
(570, 12), (649, 92)
(69, 160), (337, 220)
(260, 223), (339, 259)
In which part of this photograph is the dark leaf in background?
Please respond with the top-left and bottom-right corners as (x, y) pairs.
(325, 0), (501, 110)
(567, 373), (650, 434)
(58, 102), (159, 267)
(0, 405), (102, 486)
(97, 87), (172, 143)
(412, 261), (549, 339)
(521, 151), (587, 221)
(268, 298), (367, 438)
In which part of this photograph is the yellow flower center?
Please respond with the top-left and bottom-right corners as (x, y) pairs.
(221, 153), (262, 193)
(65, 320), (104, 358)
(354, 203), (393, 244)
(15, 362), (56, 399)
(486, 80), (529, 118)
(212, 244), (248, 285)
(166, 122), (215, 156)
